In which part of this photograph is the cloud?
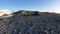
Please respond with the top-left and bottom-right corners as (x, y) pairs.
(47, 9), (60, 14)
(0, 9), (11, 16)
(0, 9), (11, 14)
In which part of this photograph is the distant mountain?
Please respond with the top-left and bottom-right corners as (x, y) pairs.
(0, 10), (60, 34)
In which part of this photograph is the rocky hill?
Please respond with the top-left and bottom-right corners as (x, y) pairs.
(0, 10), (60, 34)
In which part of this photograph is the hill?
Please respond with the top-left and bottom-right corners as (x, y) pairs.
(0, 10), (60, 34)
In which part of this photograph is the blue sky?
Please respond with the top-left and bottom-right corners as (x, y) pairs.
(0, 0), (60, 12)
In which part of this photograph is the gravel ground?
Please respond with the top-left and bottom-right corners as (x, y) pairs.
(0, 13), (60, 34)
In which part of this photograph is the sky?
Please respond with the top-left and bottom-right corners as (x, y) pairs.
(0, 0), (60, 12)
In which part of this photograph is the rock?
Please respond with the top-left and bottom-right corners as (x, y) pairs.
(0, 10), (60, 34)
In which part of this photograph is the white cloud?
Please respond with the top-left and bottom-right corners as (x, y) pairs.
(0, 9), (11, 16)
(48, 9), (60, 13)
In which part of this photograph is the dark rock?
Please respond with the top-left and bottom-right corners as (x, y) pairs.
(0, 10), (60, 34)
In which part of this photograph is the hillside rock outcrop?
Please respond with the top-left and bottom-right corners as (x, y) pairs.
(0, 10), (60, 34)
